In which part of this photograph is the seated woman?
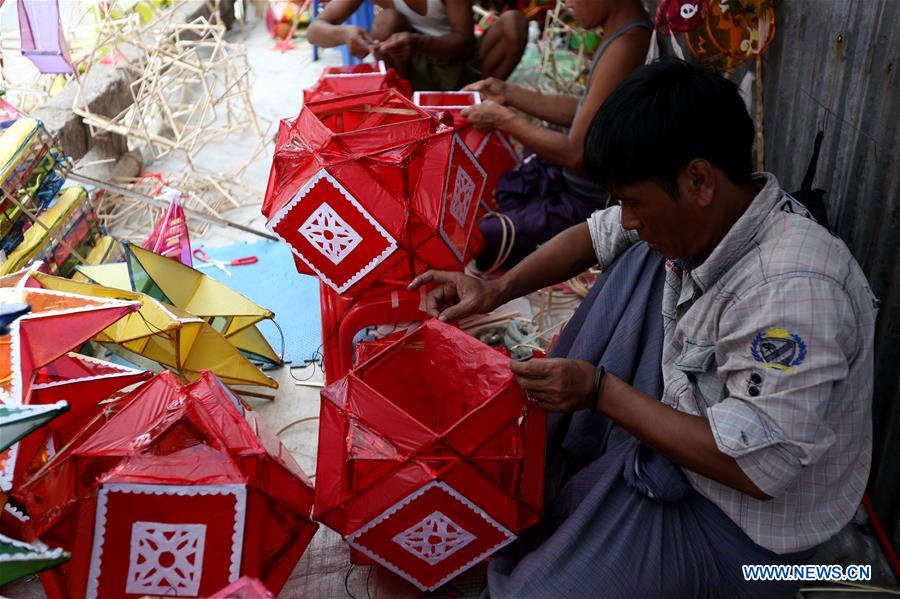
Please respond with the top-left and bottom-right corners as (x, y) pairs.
(307, 0), (527, 91)
(461, 0), (652, 270)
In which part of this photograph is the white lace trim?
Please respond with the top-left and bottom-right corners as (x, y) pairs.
(1, 400), (68, 419)
(32, 353), (147, 390)
(345, 480), (515, 591)
(0, 532), (66, 562)
(0, 442), (18, 493)
(8, 318), (23, 407)
(0, 403), (66, 489)
(4, 500), (29, 522)
(437, 134), (487, 263)
(86, 483), (247, 599)
(266, 168), (398, 294)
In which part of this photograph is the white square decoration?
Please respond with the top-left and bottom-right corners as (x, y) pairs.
(126, 521), (207, 596)
(449, 167), (475, 228)
(298, 202), (364, 265)
(392, 511), (476, 566)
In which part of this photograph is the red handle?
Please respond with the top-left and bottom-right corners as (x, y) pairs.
(229, 256), (258, 266)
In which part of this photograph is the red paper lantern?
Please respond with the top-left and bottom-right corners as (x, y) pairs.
(0, 284), (141, 495)
(9, 353), (152, 492)
(16, 370), (317, 599)
(303, 61), (412, 103)
(263, 89), (487, 296)
(413, 91), (518, 213)
(314, 319), (545, 591)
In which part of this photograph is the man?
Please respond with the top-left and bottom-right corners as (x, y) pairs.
(306, 0), (527, 91)
(409, 59), (876, 597)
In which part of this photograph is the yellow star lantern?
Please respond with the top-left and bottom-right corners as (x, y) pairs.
(3, 269), (277, 390)
(76, 242), (282, 366)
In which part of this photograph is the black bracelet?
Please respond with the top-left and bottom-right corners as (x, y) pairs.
(591, 365), (606, 412)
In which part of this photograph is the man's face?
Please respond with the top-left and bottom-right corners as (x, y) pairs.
(613, 174), (712, 260)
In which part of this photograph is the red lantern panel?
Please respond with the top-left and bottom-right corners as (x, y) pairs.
(86, 483), (247, 598)
(347, 481), (515, 591)
(314, 319), (545, 591)
(268, 169), (398, 293)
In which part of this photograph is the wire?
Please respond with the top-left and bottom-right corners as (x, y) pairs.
(344, 564), (359, 599)
(271, 318), (287, 363)
(289, 361), (318, 382)
(134, 306), (172, 338)
(275, 416), (320, 437)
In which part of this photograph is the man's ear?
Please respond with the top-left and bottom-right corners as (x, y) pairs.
(679, 159), (716, 207)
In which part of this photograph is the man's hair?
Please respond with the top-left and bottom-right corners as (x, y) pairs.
(584, 58), (755, 196)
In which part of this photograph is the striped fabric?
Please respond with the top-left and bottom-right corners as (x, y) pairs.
(485, 243), (812, 598)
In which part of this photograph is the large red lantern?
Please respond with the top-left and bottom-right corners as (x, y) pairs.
(413, 90), (518, 213)
(314, 319), (545, 590)
(303, 60), (412, 103)
(262, 89), (486, 296)
(16, 370), (318, 599)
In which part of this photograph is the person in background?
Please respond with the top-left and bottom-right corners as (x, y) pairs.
(461, 0), (652, 271)
(307, 0), (527, 91)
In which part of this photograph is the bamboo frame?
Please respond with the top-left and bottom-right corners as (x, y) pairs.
(536, 0), (600, 96)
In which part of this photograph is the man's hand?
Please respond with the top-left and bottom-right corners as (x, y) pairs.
(461, 100), (515, 132)
(463, 78), (509, 105)
(375, 32), (416, 64)
(408, 270), (502, 322)
(342, 25), (373, 58)
(510, 358), (596, 412)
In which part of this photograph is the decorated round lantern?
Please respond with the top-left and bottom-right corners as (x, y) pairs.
(685, 0), (776, 71)
(16, 370), (318, 599)
(303, 60), (412, 103)
(655, 0), (709, 34)
(314, 319), (545, 591)
(263, 89), (487, 295)
(413, 90), (518, 213)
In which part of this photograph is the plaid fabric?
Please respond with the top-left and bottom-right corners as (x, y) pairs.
(485, 243), (811, 598)
(586, 173), (877, 554)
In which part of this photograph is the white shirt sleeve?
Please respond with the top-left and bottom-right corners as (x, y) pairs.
(586, 206), (639, 270)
